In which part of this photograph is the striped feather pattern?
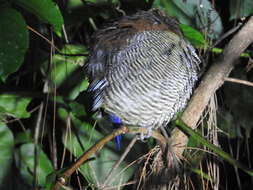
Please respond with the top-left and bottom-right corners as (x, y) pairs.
(87, 11), (200, 129)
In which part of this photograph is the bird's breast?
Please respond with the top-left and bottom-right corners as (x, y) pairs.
(101, 31), (199, 128)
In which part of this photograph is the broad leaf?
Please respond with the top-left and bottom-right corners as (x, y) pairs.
(0, 94), (31, 118)
(15, 130), (33, 145)
(85, 0), (119, 3)
(180, 24), (207, 48)
(0, 7), (29, 81)
(15, 0), (64, 36)
(0, 123), (14, 185)
(153, 0), (193, 26)
(44, 45), (88, 100)
(15, 143), (54, 187)
(153, 0), (223, 39)
(230, 0), (253, 20)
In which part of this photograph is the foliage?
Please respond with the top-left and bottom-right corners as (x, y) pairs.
(152, 0), (223, 39)
(0, 7), (28, 81)
(0, 0), (253, 189)
(229, 0), (253, 20)
(0, 123), (14, 184)
(15, 0), (64, 37)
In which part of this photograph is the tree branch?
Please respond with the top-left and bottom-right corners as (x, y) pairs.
(52, 127), (166, 190)
(171, 16), (253, 156)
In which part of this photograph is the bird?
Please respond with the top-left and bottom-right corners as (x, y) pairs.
(86, 9), (200, 139)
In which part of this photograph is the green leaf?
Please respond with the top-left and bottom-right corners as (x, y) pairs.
(191, 168), (214, 182)
(0, 7), (29, 81)
(56, 47), (85, 84)
(85, 0), (119, 3)
(153, 0), (223, 39)
(62, 116), (135, 187)
(67, 0), (84, 9)
(15, 0), (64, 37)
(68, 78), (89, 100)
(0, 123), (14, 185)
(15, 143), (54, 187)
(230, 0), (253, 20)
(152, 0), (193, 26)
(58, 107), (69, 120)
(15, 130), (33, 145)
(69, 102), (86, 117)
(0, 94), (31, 118)
(45, 45), (88, 100)
(180, 24), (207, 48)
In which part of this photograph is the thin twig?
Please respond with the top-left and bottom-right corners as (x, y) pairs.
(33, 103), (44, 189)
(102, 180), (137, 190)
(52, 127), (166, 190)
(101, 137), (138, 189)
(224, 77), (253, 87)
(60, 115), (71, 168)
(212, 22), (243, 48)
(27, 25), (60, 52)
(108, 147), (158, 187)
(51, 32), (58, 170)
(62, 25), (69, 44)
(40, 89), (50, 146)
(27, 25), (88, 57)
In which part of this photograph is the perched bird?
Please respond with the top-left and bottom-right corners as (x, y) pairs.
(87, 9), (200, 137)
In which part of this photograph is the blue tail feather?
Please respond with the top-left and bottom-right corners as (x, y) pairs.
(116, 135), (122, 150)
(109, 114), (122, 124)
(109, 114), (122, 150)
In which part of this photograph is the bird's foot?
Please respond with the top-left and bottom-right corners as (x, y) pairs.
(138, 127), (153, 141)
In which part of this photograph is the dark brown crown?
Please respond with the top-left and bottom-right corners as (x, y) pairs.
(91, 9), (182, 51)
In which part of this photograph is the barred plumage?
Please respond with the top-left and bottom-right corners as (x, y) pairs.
(87, 9), (200, 130)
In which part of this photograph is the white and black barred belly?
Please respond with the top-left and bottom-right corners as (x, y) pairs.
(88, 30), (200, 129)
